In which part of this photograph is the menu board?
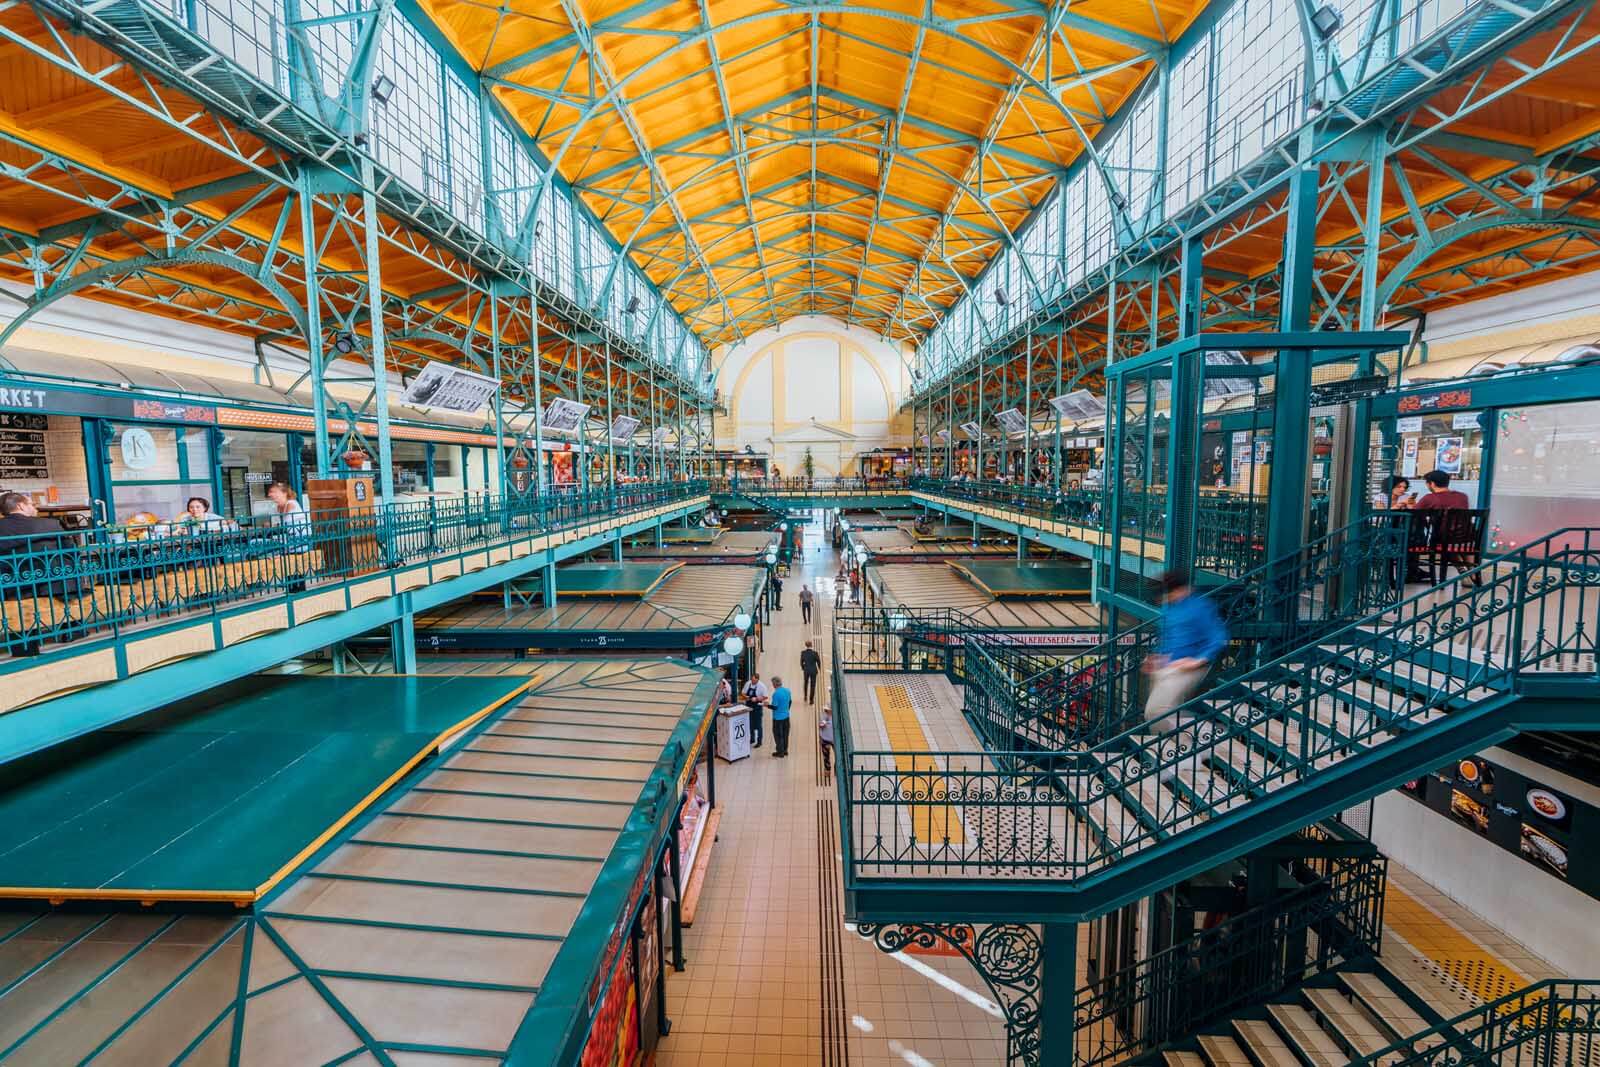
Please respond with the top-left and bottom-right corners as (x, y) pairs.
(0, 414), (48, 479)
(1400, 756), (1596, 899)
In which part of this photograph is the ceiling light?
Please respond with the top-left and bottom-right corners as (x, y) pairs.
(994, 288), (1009, 306)
(333, 332), (356, 354)
(625, 295), (641, 314)
(370, 74), (396, 105)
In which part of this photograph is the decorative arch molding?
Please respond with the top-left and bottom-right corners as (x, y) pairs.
(723, 328), (897, 438)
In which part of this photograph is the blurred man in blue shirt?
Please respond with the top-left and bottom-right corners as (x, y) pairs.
(1143, 571), (1227, 731)
(769, 676), (793, 758)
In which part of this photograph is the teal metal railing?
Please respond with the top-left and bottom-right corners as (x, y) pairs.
(907, 476), (1330, 579)
(1077, 836), (1387, 1067)
(0, 479), (707, 656)
(839, 527), (1600, 881)
(1348, 978), (1600, 1066)
(974, 512), (1414, 748)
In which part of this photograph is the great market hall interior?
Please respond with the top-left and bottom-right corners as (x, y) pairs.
(0, 0), (1598, 1063)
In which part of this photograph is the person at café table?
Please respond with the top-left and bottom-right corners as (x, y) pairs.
(174, 496), (229, 533)
(266, 482), (311, 532)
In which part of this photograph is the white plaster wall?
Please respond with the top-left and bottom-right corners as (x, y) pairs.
(1409, 271), (1600, 377)
(712, 315), (912, 475)
(1370, 790), (1600, 975)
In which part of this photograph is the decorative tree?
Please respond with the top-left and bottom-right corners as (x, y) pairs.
(803, 446), (815, 484)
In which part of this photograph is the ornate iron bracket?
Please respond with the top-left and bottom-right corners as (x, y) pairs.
(857, 921), (1043, 1067)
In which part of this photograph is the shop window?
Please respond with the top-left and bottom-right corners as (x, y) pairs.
(218, 430), (291, 519)
(106, 423), (215, 524)
(1489, 400), (1600, 552)
(1393, 411), (1486, 506)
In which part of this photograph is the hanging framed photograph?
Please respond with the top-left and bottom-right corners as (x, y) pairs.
(609, 415), (641, 443)
(402, 361), (499, 413)
(542, 397), (591, 433)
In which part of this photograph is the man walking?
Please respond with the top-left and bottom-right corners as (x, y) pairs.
(742, 671), (769, 749)
(1143, 571), (1227, 731)
(769, 676), (793, 758)
(800, 639), (821, 705)
(799, 583), (814, 625)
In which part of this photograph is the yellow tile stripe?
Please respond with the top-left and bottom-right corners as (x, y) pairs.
(1386, 885), (1539, 1011)
(873, 685), (965, 846)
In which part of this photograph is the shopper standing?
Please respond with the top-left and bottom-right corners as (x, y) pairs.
(769, 676), (793, 758)
(799, 584), (814, 624)
(834, 567), (848, 609)
(800, 639), (821, 705)
(743, 671), (770, 749)
(848, 568), (861, 604)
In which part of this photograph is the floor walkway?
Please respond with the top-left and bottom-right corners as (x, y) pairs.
(657, 521), (1010, 1067)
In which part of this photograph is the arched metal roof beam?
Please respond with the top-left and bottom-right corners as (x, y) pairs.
(503, 2), (1167, 340)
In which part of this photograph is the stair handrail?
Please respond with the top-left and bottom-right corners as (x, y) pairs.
(970, 510), (1414, 747)
(840, 527), (1599, 881)
(1346, 977), (1600, 1066)
(1053, 525), (1600, 867)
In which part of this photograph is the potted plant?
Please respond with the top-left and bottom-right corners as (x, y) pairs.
(342, 448), (370, 469)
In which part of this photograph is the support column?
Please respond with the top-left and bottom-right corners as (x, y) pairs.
(1267, 152), (1319, 567)
(359, 155), (395, 501)
(1039, 923), (1078, 1066)
(543, 561), (558, 608)
(298, 180), (332, 478)
(391, 607), (416, 675)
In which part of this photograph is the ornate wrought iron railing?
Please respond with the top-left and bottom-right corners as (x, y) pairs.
(0, 479), (707, 656)
(839, 527), (1600, 881)
(973, 512), (1413, 748)
(1077, 841), (1387, 1067)
(1349, 978), (1600, 1066)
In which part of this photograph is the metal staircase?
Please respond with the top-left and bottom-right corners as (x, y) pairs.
(838, 528), (1600, 922)
(1147, 970), (1600, 1067)
(965, 513), (1414, 750)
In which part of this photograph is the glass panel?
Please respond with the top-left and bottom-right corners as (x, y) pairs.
(218, 430), (291, 518)
(1489, 400), (1600, 552)
(108, 424), (182, 482)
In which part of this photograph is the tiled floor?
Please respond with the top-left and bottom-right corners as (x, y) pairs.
(656, 520), (1009, 1067)
(1379, 863), (1562, 1020)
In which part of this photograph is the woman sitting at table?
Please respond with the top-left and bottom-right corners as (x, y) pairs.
(172, 496), (229, 534)
(1376, 474), (1415, 510)
(266, 482), (310, 533)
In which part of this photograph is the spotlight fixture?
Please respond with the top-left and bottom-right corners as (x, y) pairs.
(1310, 4), (1343, 38)
(370, 74), (396, 105)
(333, 332), (356, 355)
(624, 295), (641, 314)
(994, 288), (1009, 307)
(1109, 190), (1129, 211)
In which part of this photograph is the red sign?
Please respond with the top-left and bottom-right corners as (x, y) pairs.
(1397, 388), (1473, 414)
(132, 399), (216, 423)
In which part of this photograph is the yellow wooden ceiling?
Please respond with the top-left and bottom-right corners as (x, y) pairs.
(416, 0), (1207, 348)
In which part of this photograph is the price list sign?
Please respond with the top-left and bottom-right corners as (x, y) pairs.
(0, 413), (48, 479)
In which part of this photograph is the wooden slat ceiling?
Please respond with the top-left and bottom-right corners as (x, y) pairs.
(418, 0), (1209, 347)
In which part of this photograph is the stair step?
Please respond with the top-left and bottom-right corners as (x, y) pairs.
(1266, 1004), (1347, 1067)
(1304, 987), (1392, 1057)
(1206, 737), (1296, 795)
(1198, 1035), (1256, 1067)
(1232, 1019), (1301, 1067)
(1339, 972), (1437, 1047)
(1164, 1053), (1208, 1067)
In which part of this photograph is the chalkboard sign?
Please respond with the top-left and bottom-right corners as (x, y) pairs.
(0, 424), (48, 479)
(0, 413), (46, 431)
